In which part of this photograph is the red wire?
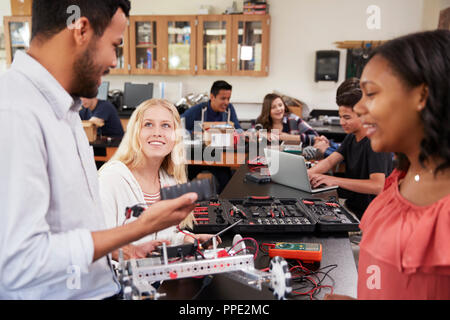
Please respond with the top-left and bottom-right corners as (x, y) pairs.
(290, 260), (334, 300)
(176, 225), (200, 247)
(229, 237), (259, 260)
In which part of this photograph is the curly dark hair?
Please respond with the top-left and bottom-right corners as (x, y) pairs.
(369, 29), (450, 174)
(256, 93), (290, 130)
(336, 77), (362, 108)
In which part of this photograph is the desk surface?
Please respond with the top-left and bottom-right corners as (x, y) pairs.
(310, 124), (346, 143)
(159, 164), (358, 300)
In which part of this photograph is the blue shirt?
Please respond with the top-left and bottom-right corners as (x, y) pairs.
(79, 100), (124, 138)
(0, 51), (119, 299)
(181, 101), (242, 133)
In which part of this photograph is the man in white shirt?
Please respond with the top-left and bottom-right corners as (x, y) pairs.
(0, 0), (197, 299)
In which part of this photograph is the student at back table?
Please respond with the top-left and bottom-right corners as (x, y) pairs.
(181, 80), (242, 133)
(308, 78), (393, 219)
(79, 97), (124, 138)
(181, 80), (241, 193)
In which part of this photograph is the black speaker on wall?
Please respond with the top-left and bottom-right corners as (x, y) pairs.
(315, 50), (340, 82)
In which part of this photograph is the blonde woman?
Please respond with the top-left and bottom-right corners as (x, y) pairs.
(99, 99), (215, 260)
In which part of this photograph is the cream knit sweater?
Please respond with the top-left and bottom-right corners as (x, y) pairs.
(98, 160), (188, 245)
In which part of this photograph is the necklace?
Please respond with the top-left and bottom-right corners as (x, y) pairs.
(413, 168), (434, 182)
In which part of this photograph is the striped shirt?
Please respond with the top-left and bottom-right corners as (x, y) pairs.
(282, 113), (319, 146)
(143, 191), (161, 206)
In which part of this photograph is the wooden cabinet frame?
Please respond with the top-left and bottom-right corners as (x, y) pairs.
(120, 14), (271, 77)
(109, 24), (130, 75)
(163, 15), (197, 75)
(2, 14), (270, 76)
(196, 15), (233, 76)
(230, 15), (270, 77)
(3, 16), (32, 66)
(129, 15), (166, 75)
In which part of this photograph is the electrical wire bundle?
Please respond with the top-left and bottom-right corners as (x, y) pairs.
(227, 237), (259, 260)
(288, 260), (337, 300)
(259, 242), (337, 300)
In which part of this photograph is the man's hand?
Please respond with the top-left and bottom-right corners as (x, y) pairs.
(89, 116), (105, 127)
(91, 193), (198, 262)
(138, 193), (198, 235)
(309, 173), (338, 188)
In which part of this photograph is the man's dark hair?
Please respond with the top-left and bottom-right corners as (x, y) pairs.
(31, 0), (131, 41)
(210, 80), (232, 97)
(336, 77), (362, 108)
(369, 29), (450, 174)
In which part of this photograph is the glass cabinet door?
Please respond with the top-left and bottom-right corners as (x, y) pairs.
(237, 20), (262, 72)
(110, 25), (129, 74)
(165, 16), (196, 74)
(130, 17), (163, 74)
(4, 17), (32, 65)
(197, 15), (231, 75)
(232, 15), (270, 76)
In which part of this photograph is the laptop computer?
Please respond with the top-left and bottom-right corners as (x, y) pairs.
(264, 148), (338, 193)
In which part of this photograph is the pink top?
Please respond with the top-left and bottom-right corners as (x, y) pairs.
(357, 169), (450, 300)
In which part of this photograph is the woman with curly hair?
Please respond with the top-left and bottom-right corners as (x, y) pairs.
(98, 99), (215, 260)
(326, 29), (450, 300)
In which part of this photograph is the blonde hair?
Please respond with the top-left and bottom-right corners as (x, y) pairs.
(109, 98), (194, 229)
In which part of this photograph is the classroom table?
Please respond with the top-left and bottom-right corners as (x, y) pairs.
(310, 124), (346, 143)
(158, 164), (359, 300)
(91, 137), (121, 162)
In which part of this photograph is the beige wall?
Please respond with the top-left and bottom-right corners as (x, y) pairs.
(106, 0), (429, 118)
(0, 0), (444, 118)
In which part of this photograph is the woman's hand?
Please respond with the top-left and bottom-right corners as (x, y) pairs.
(259, 130), (280, 142)
(313, 136), (331, 154)
(184, 234), (222, 249)
(111, 240), (171, 261)
(133, 240), (171, 259)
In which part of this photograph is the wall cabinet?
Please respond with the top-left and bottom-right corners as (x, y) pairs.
(196, 15), (232, 75)
(231, 14), (270, 77)
(3, 16), (32, 65)
(3, 14), (270, 77)
(129, 15), (197, 75)
(127, 14), (270, 77)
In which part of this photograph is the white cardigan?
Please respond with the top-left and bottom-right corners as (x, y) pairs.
(98, 160), (187, 245)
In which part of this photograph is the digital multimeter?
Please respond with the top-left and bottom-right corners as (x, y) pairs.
(268, 242), (322, 262)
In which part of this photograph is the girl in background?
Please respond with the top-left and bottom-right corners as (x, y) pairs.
(256, 93), (338, 158)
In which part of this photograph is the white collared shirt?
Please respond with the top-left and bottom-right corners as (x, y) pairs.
(0, 52), (120, 299)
